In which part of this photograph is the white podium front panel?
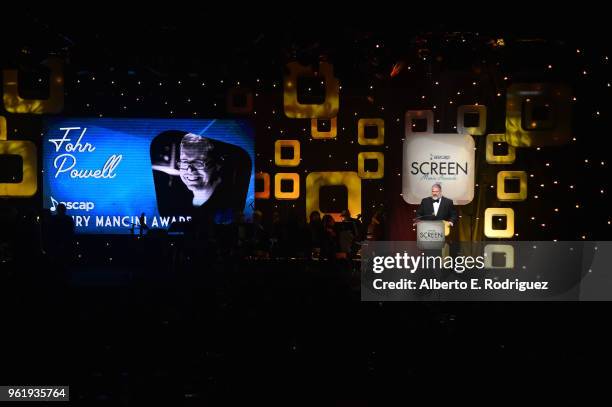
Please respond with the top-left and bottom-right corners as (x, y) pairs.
(416, 220), (446, 250)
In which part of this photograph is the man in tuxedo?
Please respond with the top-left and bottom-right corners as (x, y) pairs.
(415, 183), (458, 226)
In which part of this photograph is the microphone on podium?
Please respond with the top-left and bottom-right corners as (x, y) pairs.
(413, 213), (436, 225)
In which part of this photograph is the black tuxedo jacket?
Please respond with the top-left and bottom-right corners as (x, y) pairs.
(416, 196), (458, 224)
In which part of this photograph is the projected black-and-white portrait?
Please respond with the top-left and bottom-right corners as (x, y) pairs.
(178, 133), (223, 206)
(150, 130), (251, 220)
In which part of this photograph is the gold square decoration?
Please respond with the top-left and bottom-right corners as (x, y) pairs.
(274, 173), (300, 200)
(274, 140), (300, 167)
(484, 207), (515, 239)
(358, 118), (384, 146)
(497, 171), (527, 201)
(357, 152), (384, 179)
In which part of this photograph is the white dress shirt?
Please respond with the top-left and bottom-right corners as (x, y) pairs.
(433, 199), (440, 216)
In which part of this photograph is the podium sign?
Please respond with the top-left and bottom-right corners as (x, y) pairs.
(416, 220), (446, 250)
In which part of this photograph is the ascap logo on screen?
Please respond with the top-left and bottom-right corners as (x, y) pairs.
(50, 196), (95, 212)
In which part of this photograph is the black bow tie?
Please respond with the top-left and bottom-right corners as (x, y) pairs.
(432, 198), (440, 203)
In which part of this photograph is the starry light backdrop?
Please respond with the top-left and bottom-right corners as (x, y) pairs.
(2, 14), (611, 243)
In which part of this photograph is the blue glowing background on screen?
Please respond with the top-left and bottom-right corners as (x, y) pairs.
(42, 118), (255, 234)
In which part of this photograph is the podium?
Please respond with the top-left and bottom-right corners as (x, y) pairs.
(416, 220), (446, 250)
